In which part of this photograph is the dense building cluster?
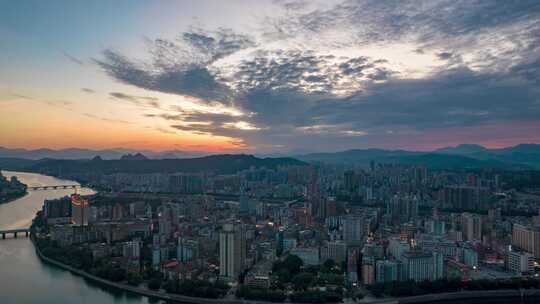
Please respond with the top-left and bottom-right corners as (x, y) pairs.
(32, 163), (540, 300)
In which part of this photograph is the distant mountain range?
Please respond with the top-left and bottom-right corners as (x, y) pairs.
(295, 144), (540, 170)
(0, 154), (306, 177)
(0, 147), (208, 160)
(1, 144), (540, 170)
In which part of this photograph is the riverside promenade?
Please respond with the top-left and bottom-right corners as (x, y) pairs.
(32, 236), (540, 304)
(33, 236), (268, 304)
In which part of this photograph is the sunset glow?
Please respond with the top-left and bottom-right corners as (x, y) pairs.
(1, 1), (539, 153)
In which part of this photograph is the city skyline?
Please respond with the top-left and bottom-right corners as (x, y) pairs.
(3, 2), (540, 303)
(2, 0), (540, 153)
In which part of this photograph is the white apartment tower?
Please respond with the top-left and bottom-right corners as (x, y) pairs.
(219, 222), (246, 280)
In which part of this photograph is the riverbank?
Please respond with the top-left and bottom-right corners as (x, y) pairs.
(0, 190), (28, 205)
(32, 235), (263, 304)
(0, 172), (27, 205)
(32, 235), (540, 304)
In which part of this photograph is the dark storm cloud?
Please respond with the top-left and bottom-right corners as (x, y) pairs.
(95, 1), (540, 151)
(312, 68), (540, 131)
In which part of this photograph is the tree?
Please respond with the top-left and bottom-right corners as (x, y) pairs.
(292, 272), (315, 291)
(236, 285), (286, 302)
(323, 259), (336, 271)
(108, 267), (126, 282)
(148, 277), (162, 290)
(275, 268), (291, 284)
(283, 254), (303, 274)
(127, 272), (143, 286)
(273, 254), (303, 277)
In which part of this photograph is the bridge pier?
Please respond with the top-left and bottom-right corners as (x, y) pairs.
(0, 228), (31, 240)
(29, 184), (81, 191)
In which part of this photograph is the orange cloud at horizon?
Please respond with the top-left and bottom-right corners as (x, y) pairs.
(0, 99), (244, 152)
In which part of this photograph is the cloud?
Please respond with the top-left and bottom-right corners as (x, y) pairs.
(95, 28), (256, 102)
(147, 109), (260, 138)
(222, 50), (393, 96)
(273, 0), (311, 11)
(63, 52), (84, 65)
(312, 67), (540, 131)
(83, 113), (134, 125)
(94, 1), (540, 152)
(81, 88), (95, 94)
(436, 52), (453, 60)
(10, 93), (34, 100)
(109, 92), (161, 109)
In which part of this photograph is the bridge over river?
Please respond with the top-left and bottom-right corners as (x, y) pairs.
(27, 184), (81, 191)
(0, 228), (30, 239)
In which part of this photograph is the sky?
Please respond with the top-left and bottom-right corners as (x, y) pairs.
(1, 0), (540, 154)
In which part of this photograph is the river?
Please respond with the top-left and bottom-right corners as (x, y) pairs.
(0, 171), (160, 304)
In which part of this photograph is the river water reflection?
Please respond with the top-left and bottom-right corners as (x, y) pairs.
(0, 171), (160, 304)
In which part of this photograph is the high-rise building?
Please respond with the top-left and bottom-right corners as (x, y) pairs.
(401, 250), (443, 282)
(442, 186), (490, 210)
(376, 260), (400, 283)
(44, 198), (72, 224)
(507, 249), (534, 274)
(239, 184), (249, 213)
(461, 213), (482, 241)
(219, 222), (246, 280)
(344, 170), (358, 192)
(400, 222), (417, 241)
(361, 255), (375, 285)
(168, 173), (203, 193)
(461, 245), (478, 268)
(343, 214), (364, 245)
(318, 197), (337, 219)
(322, 240), (347, 264)
(157, 203), (180, 237)
(428, 220), (446, 235)
(152, 248), (160, 269)
(512, 224), (540, 258)
(386, 195), (419, 224)
(347, 248), (360, 284)
(276, 228), (284, 256)
(123, 240), (141, 260)
(387, 237), (410, 260)
(177, 237), (199, 262)
(112, 203), (124, 220)
(71, 203), (88, 226)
